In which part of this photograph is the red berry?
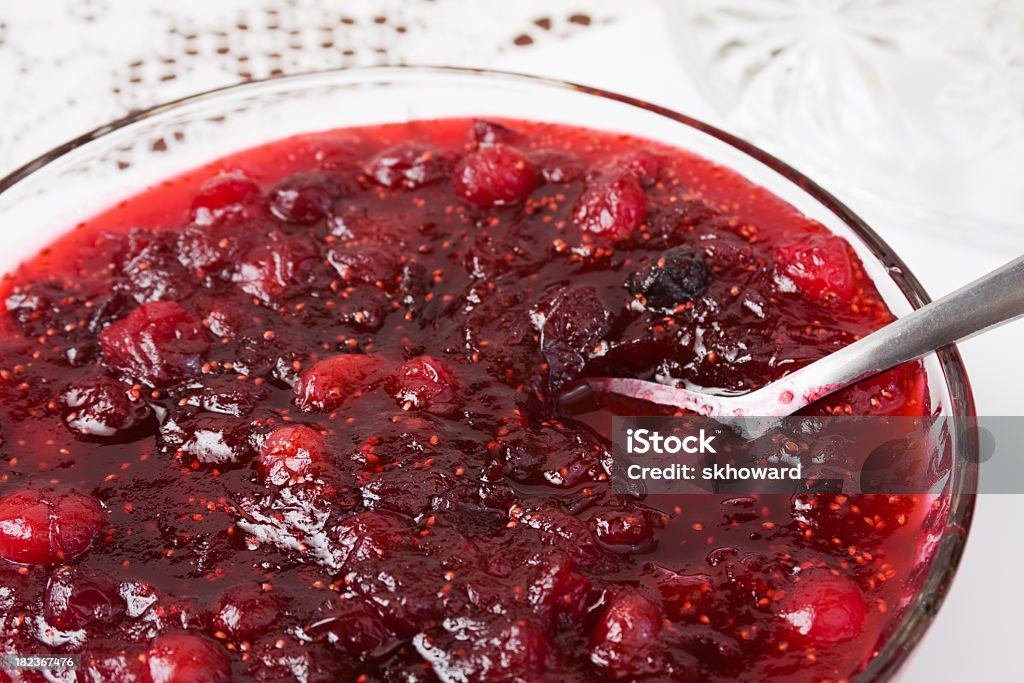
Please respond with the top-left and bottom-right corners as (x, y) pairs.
(589, 592), (663, 673)
(538, 286), (611, 386)
(269, 173), (340, 224)
(775, 233), (855, 301)
(365, 143), (452, 190)
(326, 246), (403, 288)
(416, 618), (549, 680)
(573, 173), (647, 237)
(306, 597), (394, 654)
(0, 489), (106, 565)
(515, 506), (601, 566)
(159, 411), (258, 466)
(526, 553), (593, 624)
(147, 631), (231, 683)
(362, 469), (455, 517)
(293, 354), (385, 412)
(213, 583), (281, 640)
(778, 571), (866, 645)
(259, 424), (327, 485)
(470, 119), (524, 147)
(177, 376), (269, 417)
(611, 149), (665, 187)
(100, 301), (210, 388)
(61, 374), (152, 438)
(453, 145), (537, 207)
(532, 148), (586, 184)
(331, 511), (409, 570)
(308, 135), (363, 172)
(233, 233), (321, 304)
(44, 566), (123, 631)
(123, 235), (195, 304)
(386, 355), (460, 415)
(496, 621), (549, 673)
(190, 173), (260, 226)
(176, 224), (240, 273)
(591, 508), (654, 550)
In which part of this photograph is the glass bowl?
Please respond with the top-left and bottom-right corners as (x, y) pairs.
(0, 66), (976, 681)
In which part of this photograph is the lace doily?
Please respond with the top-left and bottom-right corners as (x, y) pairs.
(0, 0), (632, 174)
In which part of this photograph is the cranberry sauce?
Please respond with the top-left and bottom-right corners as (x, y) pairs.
(0, 118), (932, 682)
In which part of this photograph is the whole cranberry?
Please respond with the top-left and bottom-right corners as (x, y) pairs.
(385, 355), (460, 415)
(176, 376), (269, 417)
(158, 411), (258, 466)
(778, 571), (866, 645)
(269, 172), (340, 225)
(415, 618), (549, 680)
(573, 173), (647, 238)
(364, 142), (452, 190)
(190, 173), (261, 226)
(123, 236), (195, 305)
(233, 234), (322, 305)
(611, 149), (665, 187)
(515, 506), (601, 566)
(0, 488), (106, 565)
(176, 224), (240, 273)
(61, 374), (152, 438)
(44, 566), (123, 631)
(332, 511), (409, 569)
(532, 148), (586, 184)
(453, 145), (537, 207)
(293, 353), (384, 413)
(258, 424), (327, 485)
(326, 246), (403, 288)
(774, 232), (855, 301)
(100, 301), (210, 388)
(296, 462), (359, 510)
(494, 621), (549, 674)
(526, 553), (593, 624)
(538, 286), (611, 386)
(306, 597), (393, 654)
(213, 583), (281, 640)
(589, 592), (664, 674)
(147, 631), (231, 683)
(307, 135), (363, 172)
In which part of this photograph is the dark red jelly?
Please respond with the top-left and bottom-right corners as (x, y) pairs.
(0, 118), (935, 682)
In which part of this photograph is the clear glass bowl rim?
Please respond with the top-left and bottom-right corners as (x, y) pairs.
(0, 65), (978, 681)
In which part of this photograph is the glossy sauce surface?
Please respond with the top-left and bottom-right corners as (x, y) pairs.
(0, 118), (933, 682)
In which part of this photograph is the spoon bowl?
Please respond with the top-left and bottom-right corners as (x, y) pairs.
(575, 254), (1024, 438)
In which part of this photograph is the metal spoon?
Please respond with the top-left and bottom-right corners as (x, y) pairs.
(574, 254), (1024, 438)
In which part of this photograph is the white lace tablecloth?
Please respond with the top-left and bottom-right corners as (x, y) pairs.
(2, 2), (1019, 681)
(0, 0), (634, 174)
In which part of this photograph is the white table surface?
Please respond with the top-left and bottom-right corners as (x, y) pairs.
(3, 3), (1020, 681)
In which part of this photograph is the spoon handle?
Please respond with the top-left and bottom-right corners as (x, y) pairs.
(787, 254), (1024, 400)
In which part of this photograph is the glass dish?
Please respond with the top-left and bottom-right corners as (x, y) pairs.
(664, 0), (1024, 249)
(0, 66), (977, 681)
